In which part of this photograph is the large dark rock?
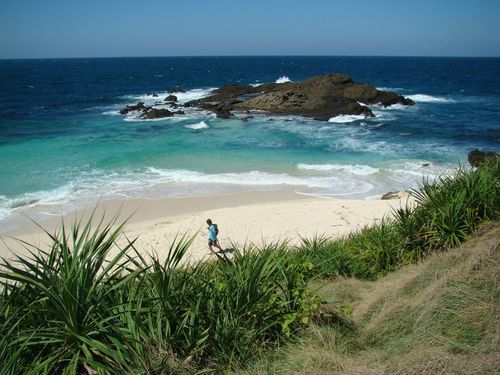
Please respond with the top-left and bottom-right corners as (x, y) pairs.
(185, 73), (414, 121)
(165, 95), (178, 102)
(468, 149), (499, 167)
(167, 87), (185, 93)
(140, 108), (173, 119)
(214, 104), (234, 119)
(120, 102), (147, 115)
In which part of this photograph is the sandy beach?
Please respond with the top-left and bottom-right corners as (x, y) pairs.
(0, 189), (412, 263)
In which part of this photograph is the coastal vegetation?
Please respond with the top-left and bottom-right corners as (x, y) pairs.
(0, 160), (498, 374)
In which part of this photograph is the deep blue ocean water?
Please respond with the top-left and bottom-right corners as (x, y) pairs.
(0, 56), (499, 231)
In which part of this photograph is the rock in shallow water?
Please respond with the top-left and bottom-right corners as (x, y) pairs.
(165, 95), (178, 102)
(167, 87), (185, 93)
(468, 149), (499, 167)
(140, 108), (173, 119)
(119, 102), (147, 115)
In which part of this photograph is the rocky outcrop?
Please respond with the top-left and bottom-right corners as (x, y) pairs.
(165, 95), (178, 102)
(119, 73), (414, 122)
(119, 102), (147, 115)
(468, 149), (499, 167)
(119, 101), (182, 119)
(167, 87), (185, 93)
(186, 73), (414, 120)
(213, 104), (234, 119)
(140, 108), (173, 119)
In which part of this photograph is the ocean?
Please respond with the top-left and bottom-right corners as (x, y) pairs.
(0, 56), (499, 232)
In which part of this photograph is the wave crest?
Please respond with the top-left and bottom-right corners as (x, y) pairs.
(185, 121), (209, 130)
(276, 76), (292, 84)
(297, 163), (380, 175)
(328, 114), (367, 123)
(407, 94), (455, 103)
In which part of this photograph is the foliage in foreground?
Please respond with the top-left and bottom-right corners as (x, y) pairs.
(0, 160), (498, 373)
(0, 219), (319, 374)
(237, 223), (500, 375)
(299, 160), (499, 280)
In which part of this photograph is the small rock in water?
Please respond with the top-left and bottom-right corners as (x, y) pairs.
(467, 149), (499, 167)
(215, 104), (234, 119)
(120, 102), (146, 115)
(140, 108), (173, 119)
(165, 95), (178, 102)
(167, 87), (185, 93)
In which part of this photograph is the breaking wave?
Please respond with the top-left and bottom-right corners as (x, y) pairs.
(276, 76), (292, 84)
(328, 114), (368, 123)
(407, 94), (456, 103)
(185, 121), (209, 129)
(297, 163), (380, 175)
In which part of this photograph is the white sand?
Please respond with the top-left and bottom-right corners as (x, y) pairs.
(0, 190), (412, 263)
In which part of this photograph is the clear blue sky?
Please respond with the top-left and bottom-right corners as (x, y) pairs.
(1, 0), (499, 58)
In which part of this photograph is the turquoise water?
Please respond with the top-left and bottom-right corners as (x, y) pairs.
(0, 57), (499, 231)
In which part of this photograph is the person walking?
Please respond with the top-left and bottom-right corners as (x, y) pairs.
(206, 218), (223, 253)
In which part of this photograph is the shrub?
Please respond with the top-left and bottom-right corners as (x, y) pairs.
(397, 159), (499, 254)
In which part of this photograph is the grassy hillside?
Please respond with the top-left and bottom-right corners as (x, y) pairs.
(239, 223), (499, 374)
(0, 161), (498, 373)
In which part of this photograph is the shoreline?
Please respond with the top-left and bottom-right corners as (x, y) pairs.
(0, 188), (412, 263)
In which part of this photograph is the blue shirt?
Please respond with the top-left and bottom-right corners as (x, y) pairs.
(209, 224), (217, 241)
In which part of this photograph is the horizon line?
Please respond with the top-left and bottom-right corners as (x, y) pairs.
(1, 53), (500, 61)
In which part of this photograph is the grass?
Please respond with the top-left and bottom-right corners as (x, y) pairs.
(237, 223), (499, 375)
(0, 159), (498, 373)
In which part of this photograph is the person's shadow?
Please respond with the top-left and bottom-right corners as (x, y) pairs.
(216, 247), (235, 255)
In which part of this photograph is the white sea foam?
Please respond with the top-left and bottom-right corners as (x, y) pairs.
(407, 94), (456, 103)
(0, 158), (459, 229)
(126, 88), (214, 106)
(185, 121), (209, 130)
(275, 76), (292, 84)
(371, 109), (397, 121)
(0, 167), (372, 223)
(297, 163), (380, 175)
(376, 87), (409, 92)
(328, 114), (367, 123)
(0, 184), (77, 219)
(173, 88), (215, 104)
(123, 115), (171, 122)
(360, 122), (384, 129)
(146, 168), (376, 198)
(102, 110), (121, 116)
(372, 103), (409, 110)
(146, 167), (328, 187)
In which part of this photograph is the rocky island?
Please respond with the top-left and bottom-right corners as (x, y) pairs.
(120, 73), (415, 120)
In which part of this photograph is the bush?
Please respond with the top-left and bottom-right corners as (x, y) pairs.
(0, 223), (320, 373)
(396, 159), (499, 256)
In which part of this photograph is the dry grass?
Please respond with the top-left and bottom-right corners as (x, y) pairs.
(238, 223), (500, 374)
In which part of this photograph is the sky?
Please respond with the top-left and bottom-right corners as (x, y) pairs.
(0, 0), (499, 59)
